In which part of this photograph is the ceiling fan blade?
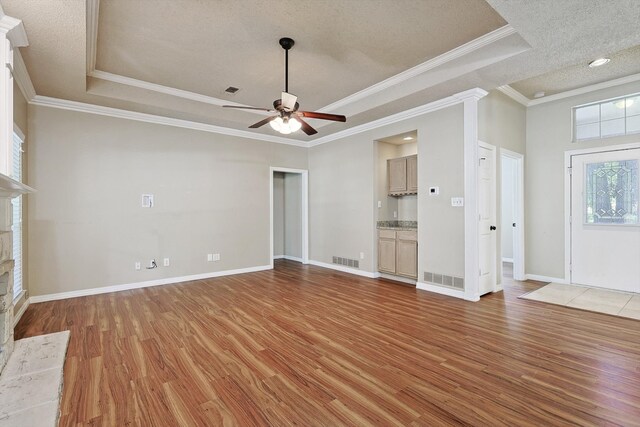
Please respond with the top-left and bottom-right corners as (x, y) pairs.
(281, 92), (298, 111)
(299, 111), (347, 122)
(295, 117), (317, 136)
(222, 105), (274, 112)
(249, 116), (277, 129)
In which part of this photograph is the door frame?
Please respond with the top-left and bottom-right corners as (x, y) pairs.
(500, 148), (525, 282)
(269, 167), (309, 269)
(564, 142), (640, 284)
(478, 140), (497, 294)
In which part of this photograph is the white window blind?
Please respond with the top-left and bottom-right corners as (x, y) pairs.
(11, 132), (23, 300)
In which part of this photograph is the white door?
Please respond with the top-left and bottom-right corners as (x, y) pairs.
(478, 143), (497, 295)
(571, 149), (640, 292)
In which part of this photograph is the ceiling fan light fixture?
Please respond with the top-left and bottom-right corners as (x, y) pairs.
(288, 117), (302, 133)
(270, 116), (283, 131)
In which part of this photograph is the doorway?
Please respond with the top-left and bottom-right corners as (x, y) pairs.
(270, 167), (309, 268)
(569, 147), (640, 292)
(500, 149), (525, 282)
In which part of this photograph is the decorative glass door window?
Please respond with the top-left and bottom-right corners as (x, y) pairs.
(585, 160), (639, 224)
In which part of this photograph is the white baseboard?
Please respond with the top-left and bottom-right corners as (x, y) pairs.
(308, 260), (379, 278)
(525, 274), (568, 284)
(378, 273), (417, 285)
(273, 255), (303, 263)
(416, 281), (479, 301)
(502, 257), (514, 263)
(12, 297), (30, 327)
(29, 264), (272, 303)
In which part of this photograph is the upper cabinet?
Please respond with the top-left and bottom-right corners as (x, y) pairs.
(388, 154), (417, 196)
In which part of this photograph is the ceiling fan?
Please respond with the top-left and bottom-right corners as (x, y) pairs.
(222, 37), (346, 136)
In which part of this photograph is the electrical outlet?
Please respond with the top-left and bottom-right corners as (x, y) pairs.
(213, 253), (220, 261)
(451, 197), (464, 207)
(207, 254), (213, 262)
(377, 201), (382, 208)
(163, 258), (170, 267)
(359, 252), (365, 260)
(135, 262), (141, 271)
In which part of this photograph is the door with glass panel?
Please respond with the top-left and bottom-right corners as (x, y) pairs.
(571, 148), (640, 292)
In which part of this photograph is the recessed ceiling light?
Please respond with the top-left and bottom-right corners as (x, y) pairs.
(403, 136), (414, 141)
(588, 58), (610, 68)
(533, 91), (545, 98)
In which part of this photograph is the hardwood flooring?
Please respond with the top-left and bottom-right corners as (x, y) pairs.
(15, 260), (640, 426)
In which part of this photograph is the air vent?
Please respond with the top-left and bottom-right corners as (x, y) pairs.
(424, 271), (464, 289)
(332, 256), (359, 269)
(225, 86), (240, 94)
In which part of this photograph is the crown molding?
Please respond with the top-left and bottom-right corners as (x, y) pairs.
(86, 0), (99, 73)
(89, 69), (254, 110)
(308, 88), (485, 147)
(318, 25), (515, 114)
(0, 11), (28, 47)
(13, 49), (36, 101)
(496, 85), (530, 106)
(527, 72), (640, 106)
(30, 95), (308, 147)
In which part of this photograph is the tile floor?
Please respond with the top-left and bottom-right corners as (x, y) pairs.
(520, 283), (640, 320)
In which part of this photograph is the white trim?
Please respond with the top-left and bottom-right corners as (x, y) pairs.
(0, 13), (28, 47)
(498, 73), (640, 108)
(320, 25), (516, 113)
(13, 123), (25, 142)
(29, 264), (272, 303)
(12, 50), (35, 101)
(269, 167), (309, 269)
(273, 255), (303, 263)
(496, 85), (530, 106)
(309, 88), (486, 147)
(525, 274), (568, 284)
(502, 257), (514, 263)
(462, 91), (488, 302)
(500, 148), (526, 281)
(30, 95), (308, 147)
(12, 296), (29, 327)
(90, 70), (256, 110)
(308, 260), (380, 278)
(378, 273), (416, 285)
(86, 0), (99, 73)
(563, 141), (640, 288)
(416, 281), (479, 302)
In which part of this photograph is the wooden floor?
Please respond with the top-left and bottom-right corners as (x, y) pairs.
(16, 260), (640, 426)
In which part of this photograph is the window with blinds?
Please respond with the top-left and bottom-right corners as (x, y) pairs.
(11, 132), (23, 300)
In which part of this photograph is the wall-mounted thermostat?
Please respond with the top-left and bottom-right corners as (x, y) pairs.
(429, 186), (439, 195)
(142, 194), (154, 208)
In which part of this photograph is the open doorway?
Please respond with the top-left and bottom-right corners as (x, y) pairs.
(500, 149), (525, 282)
(270, 167), (309, 269)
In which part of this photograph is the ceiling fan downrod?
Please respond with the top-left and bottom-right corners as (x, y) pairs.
(279, 37), (295, 93)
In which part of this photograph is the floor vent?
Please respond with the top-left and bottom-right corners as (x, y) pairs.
(424, 272), (464, 289)
(332, 256), (359, 269)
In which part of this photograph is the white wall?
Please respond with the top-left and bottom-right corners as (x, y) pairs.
(27, 106), (307, 297)
(501, 156), (515, 260)
(526, 80), (640, 279)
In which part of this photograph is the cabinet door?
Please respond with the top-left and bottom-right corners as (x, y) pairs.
(396, 239), (417, 279)
(378, 238), (396, 274)
(388, 157), (407, 194)
(406, 155), (418, 193)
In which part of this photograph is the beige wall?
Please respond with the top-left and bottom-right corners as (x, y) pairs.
(526, 80), (640, 279)
(479, 90), (526, 283)
(273, 172), (284, 256)
(283, 173), (302, 259)
(310, 104), (466, 284)
(27, 106), (307, 297)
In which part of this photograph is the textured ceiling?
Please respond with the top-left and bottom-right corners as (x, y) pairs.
(511, 45), (640, 98)
(377, 130), (418, 145)
(2, 0), (640, 141)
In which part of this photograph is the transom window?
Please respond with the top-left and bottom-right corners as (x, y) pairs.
(573, 93), (640, 141)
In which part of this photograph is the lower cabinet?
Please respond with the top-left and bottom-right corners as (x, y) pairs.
(377, 229), (417, 279)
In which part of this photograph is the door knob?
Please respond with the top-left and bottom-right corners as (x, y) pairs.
(490, 225), (497, 231)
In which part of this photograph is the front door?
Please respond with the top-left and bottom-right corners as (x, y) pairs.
(479, 143), (497, 295)
(571, 148), (640, 292)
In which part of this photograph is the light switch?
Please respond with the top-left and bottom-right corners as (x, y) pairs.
(377, 201), (382, 208)
(141, 194), (154, 208)
(451, 197), (464, 207)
